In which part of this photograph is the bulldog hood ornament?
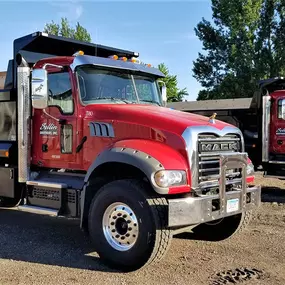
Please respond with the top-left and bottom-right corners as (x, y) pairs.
(209, 112), (217, 124)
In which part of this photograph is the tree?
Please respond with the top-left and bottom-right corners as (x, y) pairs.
(193, 0), (285, 100)
(43, 17), (91, 42)
(158, 63), (188, 102)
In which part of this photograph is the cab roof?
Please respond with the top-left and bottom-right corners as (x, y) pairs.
(71, 55), (165, 78)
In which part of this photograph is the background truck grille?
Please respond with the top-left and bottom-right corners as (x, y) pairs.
(198, 133), (242, 187)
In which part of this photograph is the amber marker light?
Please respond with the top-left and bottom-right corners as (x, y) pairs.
(119, 57), (128, 61)
(109, 55), (119, 60)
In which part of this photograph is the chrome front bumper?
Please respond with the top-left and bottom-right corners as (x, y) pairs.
(168, 153), (262, 227)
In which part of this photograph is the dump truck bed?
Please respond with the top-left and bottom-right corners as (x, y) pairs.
(167, 97), (256, 112)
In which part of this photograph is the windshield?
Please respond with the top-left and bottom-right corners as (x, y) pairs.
(76, 66), (162, 106)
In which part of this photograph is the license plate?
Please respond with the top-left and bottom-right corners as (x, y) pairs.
(226, 198), (239, 213)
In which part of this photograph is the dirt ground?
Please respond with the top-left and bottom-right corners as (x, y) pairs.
(0, 172), (285, 285)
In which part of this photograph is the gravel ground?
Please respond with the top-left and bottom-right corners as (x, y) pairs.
(0, 172), (285, 285)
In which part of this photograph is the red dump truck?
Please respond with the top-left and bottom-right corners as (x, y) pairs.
(168, 78), (285, 179)
(0, 31), (260, 271)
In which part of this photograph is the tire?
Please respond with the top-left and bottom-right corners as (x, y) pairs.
(88, 179), (172, 272)
(0, 197), (21, 208)
(191, 210), (253, 242)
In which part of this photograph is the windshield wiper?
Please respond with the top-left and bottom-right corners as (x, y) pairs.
(93, 97), (132, 104)
(139, 99), (161, 106)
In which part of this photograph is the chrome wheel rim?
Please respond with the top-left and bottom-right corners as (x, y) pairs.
(102, 202), (139, 251)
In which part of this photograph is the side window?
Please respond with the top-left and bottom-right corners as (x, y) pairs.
(278, 99), (285, 119)
(48, 72), (73, 114)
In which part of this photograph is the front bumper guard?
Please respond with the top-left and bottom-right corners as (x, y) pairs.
(168, 153), (262, 227)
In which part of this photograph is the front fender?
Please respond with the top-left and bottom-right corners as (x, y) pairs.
(80, 139), (190, 229)
(84, 139), (190, 195)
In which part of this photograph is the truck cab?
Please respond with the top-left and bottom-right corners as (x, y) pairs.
(0, 32), (261, 272)
(31, 54), (167, 171)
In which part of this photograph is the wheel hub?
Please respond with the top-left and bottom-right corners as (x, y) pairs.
(102, 202), (139, 251)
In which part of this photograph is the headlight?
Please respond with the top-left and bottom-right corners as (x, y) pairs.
(247, 161), (255, 176)
(153, 170), (186, 188)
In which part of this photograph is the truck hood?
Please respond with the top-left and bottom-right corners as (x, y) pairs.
(86, 104), (233, 135)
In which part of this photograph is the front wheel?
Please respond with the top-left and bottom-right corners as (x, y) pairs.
(88, 179), (172, 272)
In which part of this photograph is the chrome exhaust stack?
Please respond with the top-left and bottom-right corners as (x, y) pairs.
(16, 53), (31, 182)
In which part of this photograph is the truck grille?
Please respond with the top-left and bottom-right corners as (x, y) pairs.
(198, 133), (242, 187)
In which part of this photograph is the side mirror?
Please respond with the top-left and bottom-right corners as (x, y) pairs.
(161, 85), (167, 107)
(31, 69), (48, 109)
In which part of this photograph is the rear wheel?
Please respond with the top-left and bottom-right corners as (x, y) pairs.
(191, 210), (253, 241)
(88, 179), (172, 271)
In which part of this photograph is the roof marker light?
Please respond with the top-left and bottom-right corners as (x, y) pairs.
(119, 57), (128, 61)
(130, 57), (141, 64)
(109, 55), (119, 60)
(73, 50), (84, 56)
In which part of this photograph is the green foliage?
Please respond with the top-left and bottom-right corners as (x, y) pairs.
(43, 17), (91, 42)
(193, 0), (285, 100)
(158, 63), (188, 102)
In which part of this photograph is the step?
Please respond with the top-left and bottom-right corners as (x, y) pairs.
(17, 205), (59, 216)
(26, 180), (67, 189)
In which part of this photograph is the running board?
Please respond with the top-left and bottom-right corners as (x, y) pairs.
(17, 205), (59, 216)
(26, 180), (67, 189)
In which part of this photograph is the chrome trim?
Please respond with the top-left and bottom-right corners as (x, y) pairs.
(168, 184), (261, 227)
(262, 95), (271, 162)
(42, 63), (63, 70)
(268, 160), (285, 164)
(18, 205), (58, 216)
(17, 66), (31, 183)
(26, 180), (67, 189)
(182, 126), (244, 189)
(198, 137), (240, 142)
(102, 202), (139, 251)
(70, 55), (165, 77)
(199, 177), (242, 189)
(168, 153), (259, 227)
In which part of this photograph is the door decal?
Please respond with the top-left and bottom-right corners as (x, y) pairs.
(40, 122), (58, 136)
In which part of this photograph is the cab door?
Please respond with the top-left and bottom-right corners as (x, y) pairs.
(32, 68), (81, 169)
(270, 96), (285, 154)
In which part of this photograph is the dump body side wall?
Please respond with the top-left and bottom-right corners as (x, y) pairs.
(0, 72), (6, 89)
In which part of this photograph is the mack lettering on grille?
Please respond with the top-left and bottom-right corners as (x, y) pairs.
(201, 142), (239, 152)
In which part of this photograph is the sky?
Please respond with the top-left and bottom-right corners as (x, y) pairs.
(0, 0), (212, 101)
